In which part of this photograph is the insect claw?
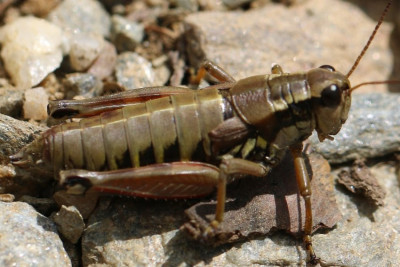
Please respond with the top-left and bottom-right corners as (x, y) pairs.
(317, 132), (334, 142)
(202, 220), (219, 239)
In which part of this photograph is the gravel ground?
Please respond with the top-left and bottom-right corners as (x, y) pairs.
(1, 0), (400, 266)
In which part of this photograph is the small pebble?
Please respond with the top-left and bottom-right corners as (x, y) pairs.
(337, 159), (386, 207)
(0, 193), (14, 202)
(23, 87), (49, 120)
(111, 15), (144, 52)
(88, 41), (118, 80)
(115, 52), (156, 89)
(63, 73), (102, 99)
(69, 33), (104, 71)
(51, 205), (85, 244)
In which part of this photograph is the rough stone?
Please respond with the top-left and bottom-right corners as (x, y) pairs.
(0, 201), (71, 267)
(52, 205), (85, 244)
(78, 159), (400, 266)
(0, 17), (63, 88)
(0, 114), (46, 162)
(0, 114), (48, 196)
(310, 93), (400, 163)
(184, 153), (341, 245)
(184, 0), (392, 93)
(316, 163), (400, 266)
(337, 159), (386, 206)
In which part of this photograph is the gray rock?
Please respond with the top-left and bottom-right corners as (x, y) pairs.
(52, 205), (85, 244)
(115, 52), (156, 89)
(0, 81), (23, 117)
(0, 114), (46, 162)
(81, 198), (195, 266)
(184, 0), (392, 93)
(47, 0), (111, 38)
(316, 164), (400, 266)
(0, 115), (49, 195)
(79, 161), (400, 266)
(63, 73), (103, 99)
(0, 201), (71, 267)
(310, 93), (400, 163)
(111, 15), (144, 52)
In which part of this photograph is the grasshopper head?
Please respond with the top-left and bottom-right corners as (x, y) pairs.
(307, 65), (351, 142)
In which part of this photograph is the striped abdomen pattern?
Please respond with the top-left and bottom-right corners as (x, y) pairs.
(44, 88), (230, 172)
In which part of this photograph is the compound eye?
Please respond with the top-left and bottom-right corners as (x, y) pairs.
(321, 84), (341, 107)
(319, 65), (335, 72)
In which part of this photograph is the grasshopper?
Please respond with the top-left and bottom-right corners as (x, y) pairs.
(10, 1), (394, 264)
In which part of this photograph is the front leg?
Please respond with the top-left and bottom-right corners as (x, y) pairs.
(290, 143), (319, 265)
(208, 155), (270, 233)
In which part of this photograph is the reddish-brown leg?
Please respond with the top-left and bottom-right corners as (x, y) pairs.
(205, 155), (269, 234)
(290, 143), (319, 264)
(60, 158), (268, 233)
(60, 161), (220, 198)
(191, 60), (236, 85)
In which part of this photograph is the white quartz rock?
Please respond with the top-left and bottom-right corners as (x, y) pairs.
(0, 17), (63, 88)
(23, 87), (49, 120)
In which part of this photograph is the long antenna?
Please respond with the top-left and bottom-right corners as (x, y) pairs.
(347, 0), (392, 78)
(350, 80), (400, 93)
